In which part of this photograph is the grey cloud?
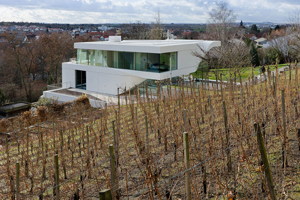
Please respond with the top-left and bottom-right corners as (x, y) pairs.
(0, 0), (298, 23)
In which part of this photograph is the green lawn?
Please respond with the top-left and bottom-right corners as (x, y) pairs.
(191, 64), (288, 82)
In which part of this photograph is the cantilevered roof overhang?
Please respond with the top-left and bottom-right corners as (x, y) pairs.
(74, 39), (221, 54)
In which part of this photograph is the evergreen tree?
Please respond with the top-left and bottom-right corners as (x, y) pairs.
(250, 42), (259, 67)
(269, 28), (272, 35)
(251, 24), (260, 32)
(244, 35), (251, 46)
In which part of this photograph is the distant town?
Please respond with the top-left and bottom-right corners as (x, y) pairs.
(0, 21), (289, 41)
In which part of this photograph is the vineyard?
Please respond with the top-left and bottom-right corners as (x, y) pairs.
(0, 66), (300, 199)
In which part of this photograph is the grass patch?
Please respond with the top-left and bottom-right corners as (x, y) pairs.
(191, 64), (288, 82)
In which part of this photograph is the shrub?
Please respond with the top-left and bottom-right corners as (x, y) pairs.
(50, 102), (65, 114)
(34, 96), (58, 108)
(74, 95), (90, 109)
(264, 47), (284, 64)
(37, 106), (48, 122)
(22, 111), (33, 125)
(0, 118), (8, 132)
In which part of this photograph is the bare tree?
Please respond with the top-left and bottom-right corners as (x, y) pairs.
(264, 29), (288, 63)
(206, 1), (237, 42)
(194, 2), (251, 84)
(37, 32), (75, 84)
(194, 40), (251, 84)
(150, 9), (164, 40)
(1, 32), (39, 102)
(289, 11), (300, 30)
(0, 32), (80, 102)
(287, 11), (300, 61)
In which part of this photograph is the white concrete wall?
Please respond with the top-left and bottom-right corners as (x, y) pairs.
(62, 68), (75, 88)
(62, 63), (146, 95)
(178, 50), (200, 70)
(86, 72), (99, 92)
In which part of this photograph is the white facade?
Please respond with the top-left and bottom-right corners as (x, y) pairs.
(62, 36), (220, 95)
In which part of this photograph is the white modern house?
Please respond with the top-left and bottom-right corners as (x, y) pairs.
(61, 36), (220, 95)
(43, 36), (220, 106)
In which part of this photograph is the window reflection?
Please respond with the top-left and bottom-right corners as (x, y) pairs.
(76, 49), (177, 73)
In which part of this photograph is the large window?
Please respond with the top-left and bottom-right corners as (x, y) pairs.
(136, 52), (147, 71)
(77, 49), (89, 65)
(76, 49), (177, 73)
(95, 50), (103, 67)
(123, 52), (134, 70)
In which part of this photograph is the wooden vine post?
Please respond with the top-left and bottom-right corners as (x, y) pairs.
(183, 109), (187, 131)
(5, 138), (14, 199)
(54, 154), (60, 199)
(254, 123), (277, 200)
(60, 130), (67, 179)
(40, 126), (46, 179)
(281, 90), (288, 168)
(99, 189), (112, 200)
(109, 145), (116, 197)
(223, 101), (232, 172)
(117, 88), (120, 114)
(16, 162), (20, 200)
(145, 115), (150, 163)
(297, 128), (300, 151)
(86, 125), (91, 178)
(112, 120), (119, 167)
(183, 132), (192, 200)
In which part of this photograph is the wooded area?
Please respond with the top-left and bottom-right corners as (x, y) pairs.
(0, 32), (92, 103)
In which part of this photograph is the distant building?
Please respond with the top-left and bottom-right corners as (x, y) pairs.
(9, 26), (17, 31)
(48, 28), (62, 33)
(237, 20), (246, 37)
(116, 28), (122, 36)
(88, 32), (104, 40)
(98, 25), (112, 31)
(254, 37), (267, 47)
(243, 33), (257, 41)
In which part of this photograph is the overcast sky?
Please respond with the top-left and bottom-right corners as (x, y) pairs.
(0, 0), (299, 24)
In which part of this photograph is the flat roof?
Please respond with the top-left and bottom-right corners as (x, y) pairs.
(2, 103), (30, 111)
(74, 39), (221, 54)
(254, 38), (267, 43)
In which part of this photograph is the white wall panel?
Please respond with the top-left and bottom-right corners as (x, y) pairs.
(62, 67), (75, 88)
(86, 72), (99, 92)
(178, 50), (201, 70)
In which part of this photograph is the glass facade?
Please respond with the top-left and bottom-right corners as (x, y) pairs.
(76, 49), (177, 73)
